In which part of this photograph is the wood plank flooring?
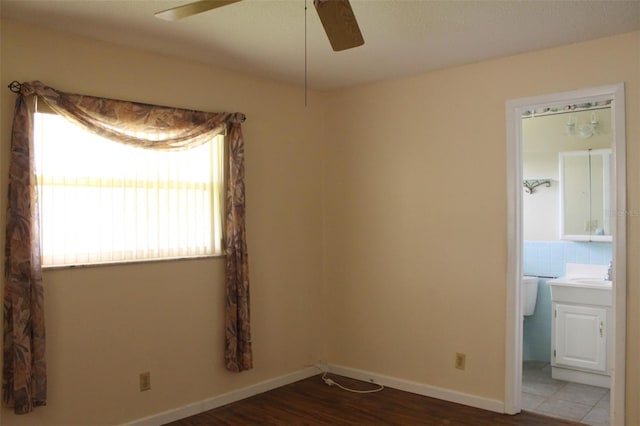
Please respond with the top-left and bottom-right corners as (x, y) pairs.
(164, 373), (584, 425)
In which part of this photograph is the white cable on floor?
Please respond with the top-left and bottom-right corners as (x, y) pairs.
(307, 365), (384, 394)
(321, 371), (384, 393)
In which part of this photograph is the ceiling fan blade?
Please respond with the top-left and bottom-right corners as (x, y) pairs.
(155, 0), (242, 21)
(314, 0), (364, 52)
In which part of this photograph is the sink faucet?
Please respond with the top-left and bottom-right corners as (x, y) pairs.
(606, 261), (613, 281)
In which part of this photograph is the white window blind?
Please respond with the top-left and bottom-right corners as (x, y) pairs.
(34, 112), (225, 267)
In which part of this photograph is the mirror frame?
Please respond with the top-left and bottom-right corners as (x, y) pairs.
(559, 148), (612, 242)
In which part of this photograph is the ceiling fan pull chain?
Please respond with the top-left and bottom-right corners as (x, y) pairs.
(305, 0), (308, 107)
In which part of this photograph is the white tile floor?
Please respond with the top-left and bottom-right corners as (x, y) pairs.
(522, 361), (610, 426)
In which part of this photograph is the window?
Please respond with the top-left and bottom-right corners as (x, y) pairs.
(34, 111), (225, 267)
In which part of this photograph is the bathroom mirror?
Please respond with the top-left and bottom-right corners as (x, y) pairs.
(559, 149), (611, 241)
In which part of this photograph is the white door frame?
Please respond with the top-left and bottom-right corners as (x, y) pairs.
(505, 84), (626, 425)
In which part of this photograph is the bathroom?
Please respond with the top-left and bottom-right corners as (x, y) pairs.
(520, 103), (612, 425)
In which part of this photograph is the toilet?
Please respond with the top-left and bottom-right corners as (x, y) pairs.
(522, 276), (539, 316)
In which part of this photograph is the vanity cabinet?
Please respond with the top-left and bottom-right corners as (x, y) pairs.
(549, 269), (612, 388)
(553, 303), (607, 373)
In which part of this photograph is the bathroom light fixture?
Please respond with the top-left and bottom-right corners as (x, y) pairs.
(566, 112), (599, 138)
(521, 100), (611, 119)
(523, 179), (551, 194)
(522, 101), (610, 140)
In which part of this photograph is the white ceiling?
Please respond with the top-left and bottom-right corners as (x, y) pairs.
(1, 0), (639, 90)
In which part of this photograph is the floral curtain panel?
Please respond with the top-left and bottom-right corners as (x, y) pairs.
(224, 123), (252, 372)
(3, 81), (252, 414)
(4, 92), (46, 415)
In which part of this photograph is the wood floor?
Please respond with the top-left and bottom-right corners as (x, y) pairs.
(164, 373), (584, 425)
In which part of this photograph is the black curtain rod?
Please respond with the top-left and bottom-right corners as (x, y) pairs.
(6, 80), (246, 122)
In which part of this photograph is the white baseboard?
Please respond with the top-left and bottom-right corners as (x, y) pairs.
(326, 363), (505, 414)
(122, 366), (319, 426)
(124, 363), (506, 425)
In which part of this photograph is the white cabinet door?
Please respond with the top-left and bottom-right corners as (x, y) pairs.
(553, 303), (607, 372)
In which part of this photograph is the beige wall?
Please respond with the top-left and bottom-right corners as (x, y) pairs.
(1, 20), (326, 425)
(1, 18), (639, 426)
(322, 31), (639, 422)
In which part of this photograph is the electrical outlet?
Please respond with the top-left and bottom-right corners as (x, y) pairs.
(139, 372), (151, 391)
(455, 353), (466, 370)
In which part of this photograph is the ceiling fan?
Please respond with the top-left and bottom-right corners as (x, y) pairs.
(154, 0), (364, 52)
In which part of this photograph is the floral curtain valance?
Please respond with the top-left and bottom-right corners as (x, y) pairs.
(22, 80), (245, 149)
(4, 81), (252, 415)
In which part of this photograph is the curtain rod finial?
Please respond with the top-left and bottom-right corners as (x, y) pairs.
(8, 81), (22, 93)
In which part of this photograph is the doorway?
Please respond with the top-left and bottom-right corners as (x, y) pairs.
(505, 84), (626, 425)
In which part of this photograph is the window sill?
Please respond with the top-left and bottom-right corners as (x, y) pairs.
(42, 253), (226, 270)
